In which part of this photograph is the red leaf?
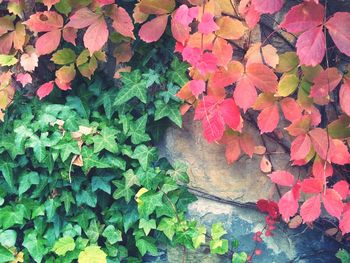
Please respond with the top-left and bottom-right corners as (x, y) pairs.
(310, 68), (342, 98)
(139, 15), (168, 43)
(268, 170), (295, 187)
(300, 194), (321, 222)
(112, 6), (135, 39)
(25, 11), (63, 32)
(198, 13), (218, 34)
(246, 63), (278, 93)
(312, 156), (333, 179)
(239, 133), (255, 158)
(174, 5), (198, 26)
(278, 184), (300, 221)
(300, 178), (323, 194)
(331, 139), (350, 165)
(339, 79), (350, 116)
(309, 128), (334, 161)
(290, 134), (311, 161)
(65, 8), (100, 29)
(171, 18), (190, 45)
(285, 115), (311, 136)
(326, 12), (350, 57)
(296, 26), (325, 66)
(219, 98), (241, 131)
(257, 104), (279, 133)
(234, 77), (257, 113)
(189, 79), (205, 98)
(196, 52), (218, 75)
(16, 73), (32, 86)
(62, 27), (77, 46)
(37, 81), (54, 100)
(212, 38), (233, 67)
(42, 0), (60, 10)
(280, 97), (302, 122)
(36, 29), (61, 55)
(252, 0), (284, 14)
(221, 133), (241, 164)
(333, 180), (349, 200)
(181, 46), (201, 66)
(340, 210), (350, 234)
(280, 2), (324, 34)
(238, 0), (261, 29)
(210, 61), (244, 89)
(84, 17), (108, 55)
(322, 189), (344, 219)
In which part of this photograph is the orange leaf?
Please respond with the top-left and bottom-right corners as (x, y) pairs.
(215, 16), (247, 40)
(25, 11), (63, 32)
(138, 0), (175, 15)
(260, 155), (272, 173)
(246, 63), (278, 93)
(112, 6), (135, 39)
(84, 17), (108, 55)
(62, 27), (77, 46)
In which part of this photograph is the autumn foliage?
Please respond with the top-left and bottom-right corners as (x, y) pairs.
(1, 0), (350, 243)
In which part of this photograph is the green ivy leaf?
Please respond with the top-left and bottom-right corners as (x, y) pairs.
(192, 226), (206, 249)
(0, 245), (14, 263)
(0, 230), (16, 248)
(138, 191), (163, 218)
(131, 145), (158, 171)
(78, 246), (107, 263)
(52, 236), (76, 256)
(336, 249), (350, 263)
(128, 115), (151, 145)
(154, 100), (182, 127)
(26, 135), (47, 163)
(51, 48), (77, 65)
(139, 218), (156, 235)
(0, 156), (15, 189)
(112, 180), (135, 203)
(135, 237), (158, 256)
(157, 217), (176, 240)
(102, 225), (122, 244)
(114, 70), (148, 106)
(0, 54), (18, 66)
(23, 232), (48, 263)
(18, 171), (40, 196)
(60, 191), (75, 213)
(211, 222), (227, 240)
(81, 146), (110, 174)
(91, 175), (114, 194)
(93, 127), (119, 154)
(232, 252), (248, 263)
(166, 57), (189, 86)
(210, 239), (229, 255)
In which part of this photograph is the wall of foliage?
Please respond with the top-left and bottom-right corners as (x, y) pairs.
(0, 0), (350, 262)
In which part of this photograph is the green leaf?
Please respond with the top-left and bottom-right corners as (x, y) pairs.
(210, 239), (229, 255)
(128, 115), (151, 145)
(157, 217), (176, 240)
(131, 145), (158, 171)
(52, 236), (76, 256)
(0, 54), (18, 66)
(23, 232), (47, 263)
(114, 70), (148, 106)
(91, 175), (114, 194)
(18, 171), (40, 196)
(135, 237), (158, 256)
(78, 246), (107, 263)
(0, 245), (14, 263)
(112, 180), (135, 203)
(53, 134), (81, 162)
(102, 225), (122, 244)
(93, 127), (119, 153)
(154, 100), (182, 127)
(0, 206), (24, 229)
(0, 156), (15, 189)
(166, 161), (189, 183)
(51, 48), (77, 65)
(276, 73), (299, 97)
(81, 146), (110, 174)
(336, 249), (350, 263)
(138, 191), (163, 218)
(60, 191), (75, 213)
(76, 190), (97, 208)
(26, 135), (47, 163)
(192, 226), (206, 249)
(139, 218), (156, 235)
(0, 230), (16, 248)
(211, 222), (227, 240)
(166, 58), (189, 86)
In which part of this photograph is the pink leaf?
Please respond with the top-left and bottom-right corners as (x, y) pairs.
(339, 79), (350, 116)
(280, 2), (324, 34)
(300, 178), (323, 194)
(25, 11), (63, 32)
(198, 13), (218, 34)
(171, 17), (190, 45)
(37, 81), (54, 100)
(300, 194), (321, 222)
(16, 73), (32, 86)
(139, 15), (168, 43)
(189, 79), (206, 98)
(326, 12), (350, 57)
(296, 26), (325, 66)
(174, 5), (198, 26)
(290, 134), (311, 161)
(234, 77), (257, 113)
(257, 104), (279, 133)
(221, 134), (241, 164)
(62, 27), (77, 46)
(309, 128), (334, 161)
(278, 184), (300, 221)
(36, 29), (61, 55)
(280, 97), (302, 122)
(65, 8), (100, 29)
(310, 68), (342, 98)
(331, 139), (350, 165)
(322, 189), (343, 219)
(246, 63), (278, 93)
(252, 0), (284, 14)
(340, 210), (350, 234)
(212, 38), (233, 67)
(84, 17), (108, 55)
(112, 6), (135, 39)
(219, 98), (241, 131)
(42, 0), (60, 10)
(333, 180), (349, 200)
(268, 170), (295, 187)
(196, 52), (218, 75)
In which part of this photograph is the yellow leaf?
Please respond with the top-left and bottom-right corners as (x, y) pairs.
(78, 246), (107, 263)
(216, 16), (247, 40)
